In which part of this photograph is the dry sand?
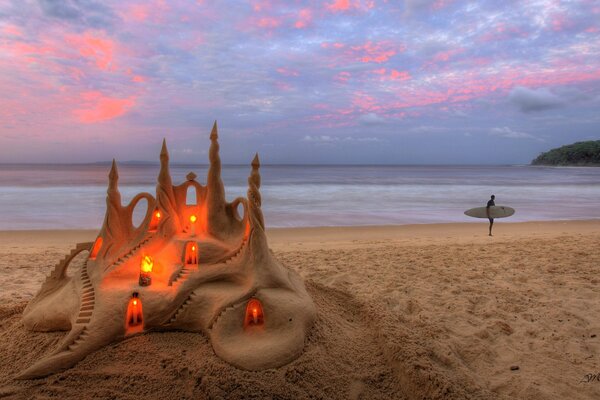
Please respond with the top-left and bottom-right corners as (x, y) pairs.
(1, 220), (599, 399)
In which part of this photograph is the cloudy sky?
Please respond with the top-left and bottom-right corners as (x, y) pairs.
(1, 0), (599, 164)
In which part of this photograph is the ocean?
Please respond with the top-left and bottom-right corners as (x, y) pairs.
(0, 164), (599, 230)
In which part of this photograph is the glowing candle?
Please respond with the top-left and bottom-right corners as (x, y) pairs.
(190, 215), (197, 236)
(244, 298), (264, 328)
(139, 256), (153, 286)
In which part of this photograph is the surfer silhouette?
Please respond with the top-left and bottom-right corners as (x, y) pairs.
(486, 195), (495, 236)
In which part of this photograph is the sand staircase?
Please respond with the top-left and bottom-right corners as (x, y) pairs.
(66, 327), (90, 352)
(75, 261), (95, 325)
(166, 291), (200, 325)
(107, 234), (155, 271)
(208, 290), (256, 330)
(168, 264), (193, 287)
(218, 237), (248, 266)
(37, 242), (93, 297)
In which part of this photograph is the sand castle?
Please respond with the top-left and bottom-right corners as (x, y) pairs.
(18, 122), (316, 379)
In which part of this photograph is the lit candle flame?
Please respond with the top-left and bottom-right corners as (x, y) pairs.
(252, 307), (258, 324)
(155, 211), (161, 218)
(133, 299), (138, 306)
(141, 256), (153, 273)
(190, 215), (197, 223)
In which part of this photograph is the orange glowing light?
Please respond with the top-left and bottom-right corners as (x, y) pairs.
(190, 215), (197, 223)
(155, 211), (161, 218)
(192, 245), (196, 251)
(89, 236), (103, 259)
(141, 255), (153, 273)
(244, 298), (264, 328)
(126, 293), (144, 334)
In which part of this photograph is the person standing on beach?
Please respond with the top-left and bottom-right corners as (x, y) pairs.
(486, 195), (495, 236)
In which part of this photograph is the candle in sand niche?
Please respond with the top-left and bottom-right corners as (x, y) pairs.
(190, 215), (197, 236)
(139, 256), (153, 286)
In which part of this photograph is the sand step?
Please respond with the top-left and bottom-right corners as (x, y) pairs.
(209, 293), (254, 330)
(106, 235), (155, 271)
(75, 318), (90, 324)
(168, 292), (198, 324)
(169, 265), (192, 287)
(221, 238), (248, 266)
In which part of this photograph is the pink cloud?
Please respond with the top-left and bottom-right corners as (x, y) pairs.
(326, 0), (375, 12)
(390, 69), (411, 80)
(256, 16), (282, 28)
(132, 75), (146, 83)
(372, 68), (411, 81)
(3, 24), (23, 37)
(478, 23), (529, 43)
(276, 67), (300, 76)
(127, 4), (150, 22)
(431, 0), (453, 11)
(275, 81), (292, 91)
(352, 92), (380, 111)
(67, 32), (115, 71)
(328, 0), (352, 11)
(550, 14), (573, 32)
(335, 71), (351, 83)
(74, 91), (135, 123)
(294, 8), (312, 28)
(431, 48), (463, 63)
(321, 42), (346, 49)
(350, 41), (401, 63)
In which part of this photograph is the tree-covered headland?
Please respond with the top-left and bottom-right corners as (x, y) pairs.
(531, 140), (600, 166)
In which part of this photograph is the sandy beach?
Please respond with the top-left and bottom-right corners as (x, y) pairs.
(1, 220), (599, 399)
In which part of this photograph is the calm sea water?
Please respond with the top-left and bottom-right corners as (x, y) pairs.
(0, 164), (599, 230)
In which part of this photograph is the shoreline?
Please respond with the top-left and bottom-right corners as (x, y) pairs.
(1, 219), (598, 250)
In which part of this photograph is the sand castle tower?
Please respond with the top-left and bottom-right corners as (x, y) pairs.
(19, 123), (316, 379)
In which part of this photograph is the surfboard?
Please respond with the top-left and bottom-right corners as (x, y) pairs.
(464, 206), (515, 219)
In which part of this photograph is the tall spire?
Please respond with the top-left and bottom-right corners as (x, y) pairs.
(251, 153), (261, 191)
(210, 120), (218, 140)
(156, 139), (181, 234)
(108, 159), (119, 191)
(158, 138), (173, 187)
(101, 159), (124, 261)
(208, 121), (222, 177)
(207, 121), (227, 236)
(247, 153), (264, 229)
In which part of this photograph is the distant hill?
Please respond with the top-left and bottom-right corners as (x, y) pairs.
(531, 140), (600, 166)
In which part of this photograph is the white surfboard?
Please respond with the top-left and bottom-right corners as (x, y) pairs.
(464, 206), (515, 219)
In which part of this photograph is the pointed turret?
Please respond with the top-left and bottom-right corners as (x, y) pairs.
(207, 121), (228, 237)
(107, 159), (121, 206)
(108, 158), (119, 194)
(247, 153), (264, 230)
(96, 159), (125, 262)
(156, 139), (181, 235)
(210, 120), (218, 140)
(250, 153), (261, 192)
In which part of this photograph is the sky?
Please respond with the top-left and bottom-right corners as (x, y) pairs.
(0, 0), (599, 165)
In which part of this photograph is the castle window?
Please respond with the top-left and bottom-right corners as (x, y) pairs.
(89, 237), (103, 260)
(149, 208), (161, 232)
(244, 298), (264, 328)
(125, 292), (144, 335)
(184, 241), (199, 265)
